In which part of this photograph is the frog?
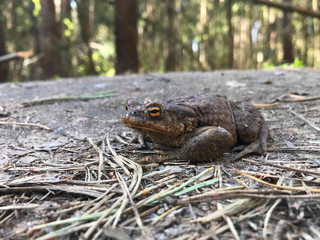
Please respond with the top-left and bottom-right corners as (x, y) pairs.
(122, 95), (269, 162)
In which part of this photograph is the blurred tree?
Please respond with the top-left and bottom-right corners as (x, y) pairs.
(282, 0), (294, 63)
(0, 8), (8, 82)
(76, 0), (97, 75)
(313, 0), (320, 67)
(60, 0), (73, 77)
(226, 0), (234, 68)
(1, 0), (320, 81)
(165, 0), (176, 71)
(39, 0), (63, 79)
(115, 0), (139, 74)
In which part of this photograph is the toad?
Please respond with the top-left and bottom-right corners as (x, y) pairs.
(122, 95), (268, 162)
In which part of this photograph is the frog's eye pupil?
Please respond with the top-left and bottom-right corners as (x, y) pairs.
(150, 109), (159, 114)
(147, 106), (162, 118)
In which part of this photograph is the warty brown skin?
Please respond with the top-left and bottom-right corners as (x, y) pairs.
(122, 95), (268, 162)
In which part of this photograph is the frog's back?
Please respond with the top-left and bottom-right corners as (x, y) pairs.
(165, 95), (237, 140)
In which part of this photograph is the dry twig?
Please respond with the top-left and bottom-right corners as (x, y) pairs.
(0, 121), (51, 130)
(242, 158), (320, 176)
(291, 110), (320, 132)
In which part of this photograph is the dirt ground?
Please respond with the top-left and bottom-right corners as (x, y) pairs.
(1, 69), (320, 240)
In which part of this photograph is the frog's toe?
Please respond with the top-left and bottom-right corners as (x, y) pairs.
(232, 140), (262, 161)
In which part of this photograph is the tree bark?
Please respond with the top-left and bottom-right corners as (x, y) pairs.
(165, 0), (176, 71)
(282, 0), (294, 63)
(39, 0), (63, 79)
(252, 0), (320, 19)
(115, 0), (139, 74)
(60, 0), (73, 77)
(0, 9), (8, 82)
(313, 0), (320, 67)
(76, 0), (97, 75)
(226, 0), (234, 68)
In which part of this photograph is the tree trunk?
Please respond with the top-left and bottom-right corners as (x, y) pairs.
(282, 0), (294, 63)
(165, 0), (176, 71)
(0, 8), (8, 82)
(76, 0), (97, 75)
(313, 0), (320, 67)
(253, 0), (320, 19)
(115, 0), (139, 74)
(39, 0), (63, 79)
(60, 0), (73, 77)
(226, 0), (234, 68)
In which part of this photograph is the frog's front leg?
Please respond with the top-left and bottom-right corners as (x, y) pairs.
(165, 126), (236, 162)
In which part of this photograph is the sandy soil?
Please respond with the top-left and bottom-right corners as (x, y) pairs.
(0, 70), (320, 239)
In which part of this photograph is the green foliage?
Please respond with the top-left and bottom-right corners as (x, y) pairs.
(32, 0), (41, 17)
(293, 58), (304, 68)
(263, 62), (274, 69)
(63, 18), (74, 38)
(278, 58), (304, 68)
(263, 58), (304, 69)
(77, 65), (86, 76)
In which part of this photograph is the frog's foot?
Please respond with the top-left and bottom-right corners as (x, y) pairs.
(128, 132), (151, 149)
(232, 119), (268, 161)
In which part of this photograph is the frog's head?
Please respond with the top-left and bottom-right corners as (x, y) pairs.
(122, 100), (198, 138)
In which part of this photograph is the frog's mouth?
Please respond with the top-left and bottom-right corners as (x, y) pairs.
(124, 123), (170, 134)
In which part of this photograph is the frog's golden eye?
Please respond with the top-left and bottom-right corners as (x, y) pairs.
(144, 103), (163, 119)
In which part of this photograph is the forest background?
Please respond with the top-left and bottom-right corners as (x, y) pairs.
(0, 0), (319, 82)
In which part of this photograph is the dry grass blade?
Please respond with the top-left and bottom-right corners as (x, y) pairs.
(199, 208), (264, 239)
(82, 197), (124, 240)
(83, 184), (118, 215)
(111, 174), (130, 228)
(0, 121), (51, 130)
(83, 135), (143, 240)
(158, 167), (214, 198)
(268, 146), (320, 153)
(177, 189), (288, 204)
(116, 172), (143, 228)
(195, 199), (265, 223)
(87, 137), (117, 168)
(242, 158), (320, 176)
(34, 223), (93, 240)
(151, 205), (181, 225)
(291, 110), (320, 132)
(107, 135), (143, 196)
(0, 203), (39, 210)
(106, 135), (131, 176)
(234, 169), (320, 193)
(4, 165), (86, 172)
(0, 184), (109, 198)
(276, 93), (320, 102)
(263, 199), (282, 239)
(217, 202), (240, 240)
(0, 212), (15, 225)
(22, 91), (118, 106)
(253, 103), (279, 109)
(27, 211), (107, 235)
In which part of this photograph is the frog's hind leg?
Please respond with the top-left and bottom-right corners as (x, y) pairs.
(233, 118), (268, 161)
(165, 126), (235, 163)
(231, 101), (269, 161)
